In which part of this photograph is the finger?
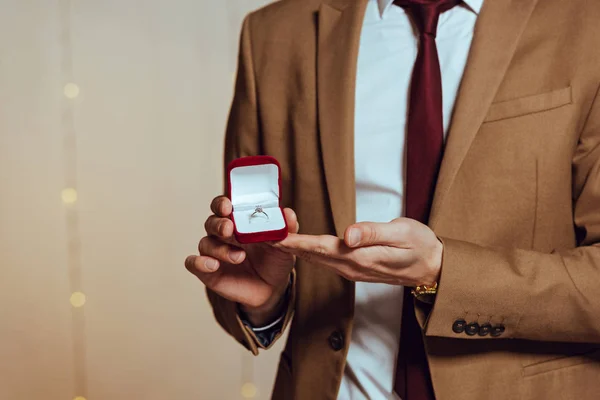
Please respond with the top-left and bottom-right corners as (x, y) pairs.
(185, 259), (273, 307)
(185, 255), (230, 293)
(273, 240), (350, 273)
(185, 255), (221, 274)
(283, 208), (299, 233)
(281, 247), (395, 283)
(276, 233), (347, 259)
(344, 218), (416, 248)
(210, 196), (233, 217)
(204, 215), (235, 238)
(198, 236), (246, 264)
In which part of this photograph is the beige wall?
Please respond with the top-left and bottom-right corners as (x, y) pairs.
(0, 1), (284, 399)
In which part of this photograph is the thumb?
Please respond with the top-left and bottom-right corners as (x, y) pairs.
(344, 219), (413, 248)
(283, 208), (300, 233)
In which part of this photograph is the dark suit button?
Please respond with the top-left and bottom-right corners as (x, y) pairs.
(452, 319), (467, 334)
(478, 323), (492, 336)
(465, 322), (480, 336)
(490, 325), (506, 337)
(328, 331), (344, 351)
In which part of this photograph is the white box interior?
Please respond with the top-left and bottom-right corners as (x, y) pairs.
(230, 163), (285, 234)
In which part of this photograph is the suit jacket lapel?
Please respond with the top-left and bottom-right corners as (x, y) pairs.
(317, 0), (368, 237)
(429, 0), (540, 229)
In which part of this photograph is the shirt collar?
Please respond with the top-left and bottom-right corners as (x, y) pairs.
(377, 0), (484, 18)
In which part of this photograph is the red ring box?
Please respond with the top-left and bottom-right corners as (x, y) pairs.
(227, 156), (288, 244)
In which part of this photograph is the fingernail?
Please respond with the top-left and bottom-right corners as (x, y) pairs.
(204, 259), (218, 271)
(229, 250), (244, 263)
(348, 228), (361, 247)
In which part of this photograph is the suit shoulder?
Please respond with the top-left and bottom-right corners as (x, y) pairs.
(241, 0), (321, 46)
(247, 0), (321, 27)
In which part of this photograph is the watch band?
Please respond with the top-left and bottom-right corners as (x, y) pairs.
(411, 282), (438, 304)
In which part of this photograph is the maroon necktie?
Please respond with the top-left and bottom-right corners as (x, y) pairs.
(394, 0), (459, 399)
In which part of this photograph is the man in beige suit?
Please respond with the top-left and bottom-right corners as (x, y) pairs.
(185, 0), (600, 398)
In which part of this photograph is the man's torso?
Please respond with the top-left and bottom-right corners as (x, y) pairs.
(345, 1), (480, 398)
(240, 0), (600, 399)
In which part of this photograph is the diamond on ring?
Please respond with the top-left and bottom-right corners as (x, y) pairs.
(250, 206), (269, 221)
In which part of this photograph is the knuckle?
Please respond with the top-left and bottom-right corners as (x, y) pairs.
(197, 238), (206, 254)
(219, 200), (229, 215)
(220, 220), (233, 238)
(198, 237), (212, 255)
(400, 221), (412, 236)
(212, 219), (222, 236)
(314, 245), (329, 256)
(210, 197), (220, 213)
(203, 216), (214, 234)
(218, 220), (226, 236)
(370, 263), (385, 274)
(206, 217), (228, 237)
(349, 250), (369, 269)
(211, 196), (228, 216)
(218, 197), (232, 216)
(355, 257), (370, 270)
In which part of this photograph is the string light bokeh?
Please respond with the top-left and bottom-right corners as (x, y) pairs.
(60, 0), (88, 398)
(1, 1), (284, 399)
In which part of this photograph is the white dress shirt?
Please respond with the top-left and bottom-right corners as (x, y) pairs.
(340, 0), (483, 399)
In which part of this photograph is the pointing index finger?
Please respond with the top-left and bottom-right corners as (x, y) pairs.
(277, 233), (346, 258)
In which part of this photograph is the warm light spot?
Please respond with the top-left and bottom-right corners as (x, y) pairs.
(74, 397), (87, 400)
(70, 292), (86, 308)
(61, 188), (78, 204)
(64, 83), (80, 99)
(241, 382), (257, 399)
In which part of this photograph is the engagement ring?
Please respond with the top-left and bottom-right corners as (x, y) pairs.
(250, 206), (269, 221)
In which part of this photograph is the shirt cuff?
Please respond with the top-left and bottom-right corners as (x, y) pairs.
(250, 313), (285, 332)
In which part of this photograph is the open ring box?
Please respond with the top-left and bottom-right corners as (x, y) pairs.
(227, 156), (288, 244)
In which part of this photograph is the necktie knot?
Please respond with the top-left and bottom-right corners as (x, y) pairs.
(395, 0), (460, 37)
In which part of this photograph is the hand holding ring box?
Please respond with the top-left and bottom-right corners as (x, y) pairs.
(227, 156), (289, 244)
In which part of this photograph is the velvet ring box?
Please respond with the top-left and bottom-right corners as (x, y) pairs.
(227, 156), (288, 244)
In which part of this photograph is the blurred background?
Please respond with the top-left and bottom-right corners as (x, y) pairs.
(0, 1), (284, 399)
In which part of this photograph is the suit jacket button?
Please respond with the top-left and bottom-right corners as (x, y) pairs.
(490, 325), (506, 337)
(478, 323), (492, 336)
(452, 319), (467, 334)
(328, 331), (344, 351)
(465, 322), (480, 336)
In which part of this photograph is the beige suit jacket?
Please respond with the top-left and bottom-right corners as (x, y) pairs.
(207, 0), (600, 398)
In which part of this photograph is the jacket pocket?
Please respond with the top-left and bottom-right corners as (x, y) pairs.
(522, 348), (600, 377)
(484, 86), (572, 123)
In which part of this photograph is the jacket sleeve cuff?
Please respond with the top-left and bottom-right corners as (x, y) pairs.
(422, 237), (523, 339)
(236, 269), (297, 352)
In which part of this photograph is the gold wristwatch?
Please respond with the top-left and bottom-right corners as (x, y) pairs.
(411, 282), (438, 304)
